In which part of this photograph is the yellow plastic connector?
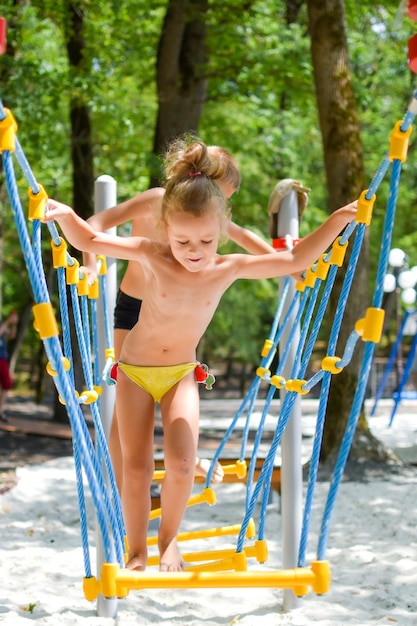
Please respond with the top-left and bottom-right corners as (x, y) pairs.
(88, 278), (99, 300)
(100, 563), (121, 599)
(0, 108), (17, 152)
(77, 272), (89, 297)
(355, 307), (385, 343)
(46, 356), (71, 377)
(66, 260), (80, 285)
(311, 560), (331, 595)
(255, 539), (269, 564)
(97, 254), (107, 275)
(315, 254), (330, 281)
(356, 189), (376, 226)
(321, 355), (342, 374)
(32, 302), (59, 339)
(303, 266), (317, 289)
(79, 389), (99, 404)
(51, 237), (68, 268)
(261, 339), (275, 358)
(105, 348), (115, 361)
(270, 374), (285, 389)
(58, 389), (79, 406)
(246, 519), (256, 539)
(28, 184), (48, 221)
(295, 279), (307, 292)
(83, 575), (100, 602)
(234, 459), (247, 479)
(94, 384), (103, 397)
(256, 366), (271, 380)
(329, 236), (348, 267)
(389, 120), (412, 163)
(285, 379), (308, 394)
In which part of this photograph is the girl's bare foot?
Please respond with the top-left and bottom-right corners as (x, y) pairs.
(195, 457), (224, 484)
(159, 538), (185, 572)
(126, 553), (147, 571)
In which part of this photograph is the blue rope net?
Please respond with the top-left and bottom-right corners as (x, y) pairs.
(1, 88), (415, 597)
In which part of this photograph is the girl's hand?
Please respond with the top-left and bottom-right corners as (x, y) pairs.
(79, 265), (98, 285)
(44, 199), (74, 222)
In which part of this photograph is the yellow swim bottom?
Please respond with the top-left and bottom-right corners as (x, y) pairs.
(117, 361), (198, 403)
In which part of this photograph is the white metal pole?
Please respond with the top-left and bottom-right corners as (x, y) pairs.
(277, 190), (303, 612)
(94, 175), (118, 619)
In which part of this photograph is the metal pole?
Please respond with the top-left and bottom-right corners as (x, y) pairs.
(94, 175), (118, 619)
(277, 190), (303, 612)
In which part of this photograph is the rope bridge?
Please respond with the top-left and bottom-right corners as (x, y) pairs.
(0, 88), (414, 604)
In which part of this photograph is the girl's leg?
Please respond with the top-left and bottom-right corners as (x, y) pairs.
(158, 373), (200, 571)
(109, 328), (129, 493)
(116, 370), (155, 571)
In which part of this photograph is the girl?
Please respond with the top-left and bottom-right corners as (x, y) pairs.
(82, 141), (277, 491)
(44, 139), (357, 573)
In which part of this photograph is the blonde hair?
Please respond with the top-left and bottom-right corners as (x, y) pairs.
(206, 145), (241, 191)
(161, 138), (234, 236)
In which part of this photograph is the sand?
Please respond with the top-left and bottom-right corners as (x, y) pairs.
(0, 398), (416, 625)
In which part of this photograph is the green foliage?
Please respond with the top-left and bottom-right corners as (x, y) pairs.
(1, 0), (417, 384)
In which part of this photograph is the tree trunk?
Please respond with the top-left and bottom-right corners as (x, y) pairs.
(51, 2), (95, 423)
(151, 0), (209, 185)
(307, 0), (372, 462)
(64, 2), (94, 220)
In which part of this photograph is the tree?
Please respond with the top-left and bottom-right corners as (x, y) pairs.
(151, 0), (209, 184)
(63, 1), (94, 219)
(307, 0), (390, 464)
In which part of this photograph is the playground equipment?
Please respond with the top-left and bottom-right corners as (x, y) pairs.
(1, 36), (417, 615)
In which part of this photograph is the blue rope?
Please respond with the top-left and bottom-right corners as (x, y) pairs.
(317, 157), (403, 560)
(388, 314), (417, 427)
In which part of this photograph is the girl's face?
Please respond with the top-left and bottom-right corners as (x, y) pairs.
(166, 209), (221, 272)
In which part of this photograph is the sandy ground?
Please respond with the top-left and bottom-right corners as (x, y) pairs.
(0, 397), (416, 625)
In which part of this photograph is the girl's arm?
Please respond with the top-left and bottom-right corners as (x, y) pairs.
(232, 200), (358, 279)
(82, 188), (165, 279)
(86, 187), (165, 231)
(227, 221), (275, 255)
(44, 199), (148, 262)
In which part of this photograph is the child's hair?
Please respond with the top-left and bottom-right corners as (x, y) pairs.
(161, 138), (233, 235)
(206, 145), (241, 191)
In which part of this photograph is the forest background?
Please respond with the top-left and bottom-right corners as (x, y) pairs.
(0, 0), (416, 461)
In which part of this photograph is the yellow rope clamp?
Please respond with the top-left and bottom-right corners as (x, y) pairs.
(261, 338), (275, 358)
(329, 236), (348, 267)
(105, 347), (115, 361)
(356, 189), (376, 226)
(270, 374), (286, 389)
(88, 279), (99, 300)
(51, 237), (68, 268)
(28, 184), (48, 221)
(46, 356), (71, 377)
(66, 259), (80, 285)
(303, 265), (318, 289)
(96, 254), (107, 276)
(0, 107), (17, 152)
(317, 254), (331, 280)
(389, 120), (412, 163)
(285, 379), (308, 394)
(321, 355), (343, 374)
(77, 272), (89, 297)
(355, 307), (385, 343)
(256, 366), (271, 380)
(32, 302), (59, 339)
(79, 389), (99, 405)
